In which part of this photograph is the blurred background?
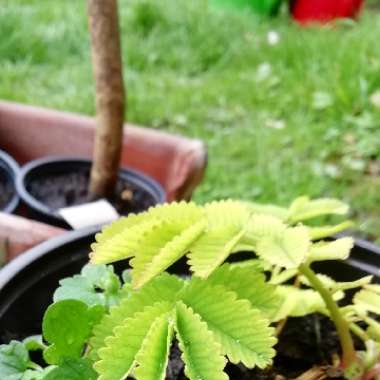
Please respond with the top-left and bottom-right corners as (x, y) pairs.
(1, 0), (379, 242)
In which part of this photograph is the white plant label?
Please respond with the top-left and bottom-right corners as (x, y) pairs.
(59, 199), (120, 229)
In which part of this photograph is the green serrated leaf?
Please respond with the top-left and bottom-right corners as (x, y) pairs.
(207, 264), (279, 315)
(181, 280), (276, 368)
(365, 318), (380, 341)
(121, 269), (132, 284)
(89, 273), (183, 360)
(94, 302), (171, 380)
(0, 341), (30, 379)
(228, 259), (267, 271)
(245, 214), (286, 243)
(256, 226), (310, 269)
(110, 202), (205, 288)
(43, 358), (97, 380)
(91, 202), (204, 265)
(301, 274), (372, 293)
(22, 336), (45, 352)
(269, 268), (298, 285)
(188, 227), (245, 278)
(188, 200), (251, 278)
(288, 197), (349, 223)
(131, 220), (205, 289)
(22, 367), (54, 380)
(363, 284), (380, 294)
(94, 212), (152, 243)
(175, 301), (228, 380)
(243, 202), (288, 220)
(300, 273), (336, 289)
(53, 264), (121, 308)
(91, 219), (162, 265)
(134, 316), (173, 380)
(90, 206), (172, 264)
(273, 286), (323, 321)
(204, 200), (251, 228)
(308, 237), (354, 263)
(272, 285), (343, 321)
(354, 289), (380, 315)
(307, 221), (354, 240)
(43, 300), (103, 365)
(53, 276), (102, 306)
(82, 265), (120, 293)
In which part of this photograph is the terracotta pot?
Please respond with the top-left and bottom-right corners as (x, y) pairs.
(291, 0), (364, 24)
(0, 212), (64, 264)
(0, 101), (207, 202)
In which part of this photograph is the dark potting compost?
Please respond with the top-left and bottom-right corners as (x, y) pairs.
(161, 314), (350, 380)
(16, 158), (165, 227)
(27, 169), (153, 215)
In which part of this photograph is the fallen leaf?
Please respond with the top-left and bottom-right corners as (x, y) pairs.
(342, 133), (356, 145)
(368, 160), (380, 176)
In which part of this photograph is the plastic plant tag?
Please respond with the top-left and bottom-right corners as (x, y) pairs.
(59, 200), (119, 230)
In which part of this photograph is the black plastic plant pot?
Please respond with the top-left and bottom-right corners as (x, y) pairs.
(0, 149), (20, 213)
(16, 157), (166, 228)
(0, 228), (186, 343)
(0, 229), (380, 345)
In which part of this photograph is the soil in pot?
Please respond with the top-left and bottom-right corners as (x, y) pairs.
(160, 314), (354, 380)
(17, 158), (165, 228)
(27, 168), (155, 216)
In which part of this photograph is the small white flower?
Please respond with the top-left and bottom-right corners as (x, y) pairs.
(265, 119), (286, 130)
(370, 90), (380, 108)
(267, 31), (280, 45)
(312, 91), (333, 110)
(256, 63), (272, 82)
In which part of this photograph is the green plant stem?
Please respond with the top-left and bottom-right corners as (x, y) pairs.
(299, 263), (357, 368)
(349, 323), (370, 342)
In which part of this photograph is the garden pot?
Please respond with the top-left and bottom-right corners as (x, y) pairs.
(213, 0), (282, 16)
(16, 157), (165, 229)
(0, 101), (207, 202)
(0, 212), (64, 264)
(290, 0), (365, 24)
(0, 229), (379, 378)
(0, 150), (19, 213)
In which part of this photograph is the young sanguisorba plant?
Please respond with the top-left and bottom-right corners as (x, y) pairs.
(2, 197), (380, 380)
(87, 197), (358, 379)
(88, 201), (279, 380)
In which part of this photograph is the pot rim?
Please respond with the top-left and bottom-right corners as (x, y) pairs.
(1, 227), (380, 292)
(0, 226), (99, 291)
(0, 149), (20, 213)
(16, 156), (166, 222)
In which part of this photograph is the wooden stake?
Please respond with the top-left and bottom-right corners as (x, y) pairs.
(87, 0), (125, 198)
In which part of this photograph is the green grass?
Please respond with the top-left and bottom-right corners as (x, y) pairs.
(1, 0), (380, 241)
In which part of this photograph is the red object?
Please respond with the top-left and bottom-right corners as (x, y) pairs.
(291, 0), (364, 24)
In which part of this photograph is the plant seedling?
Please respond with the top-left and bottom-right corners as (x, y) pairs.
(1, 197), (380, 379)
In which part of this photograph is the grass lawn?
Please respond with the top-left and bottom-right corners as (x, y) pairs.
(1, 0), (380, 241)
